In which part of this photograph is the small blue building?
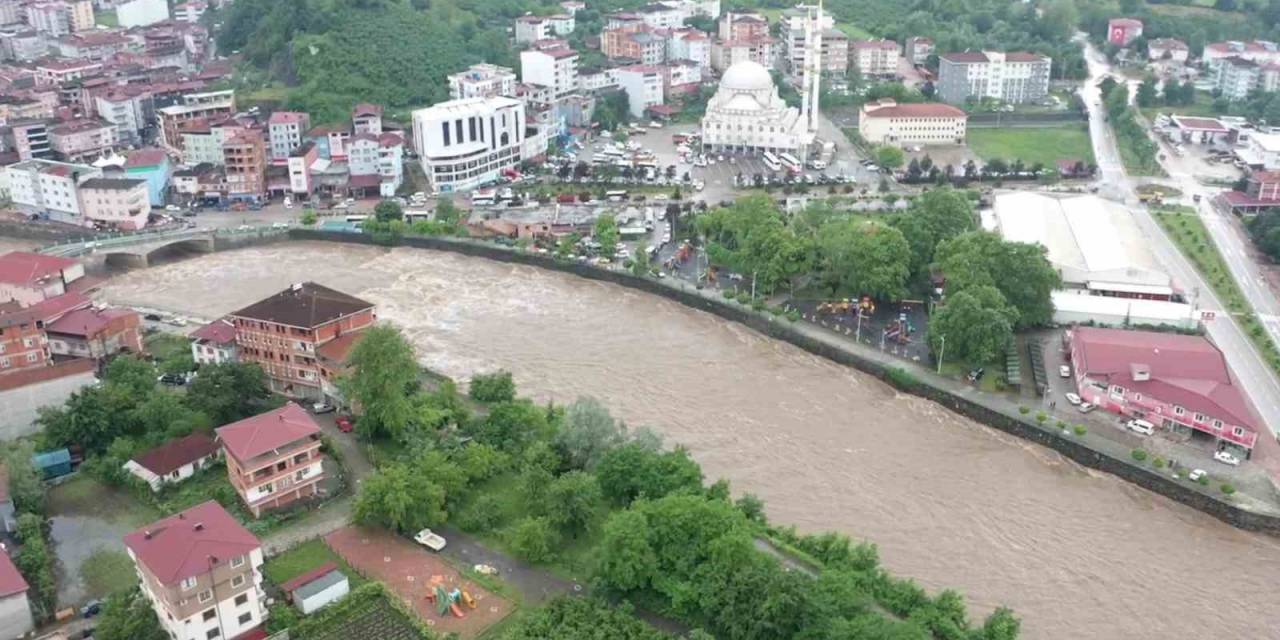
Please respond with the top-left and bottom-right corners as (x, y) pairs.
(32, 449), (72, 480)
(124, 148), (172, 206)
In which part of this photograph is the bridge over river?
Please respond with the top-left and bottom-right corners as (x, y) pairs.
(37, 225), (291, 267)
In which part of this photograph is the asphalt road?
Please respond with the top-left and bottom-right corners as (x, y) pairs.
(1078, 35), (1280, 442)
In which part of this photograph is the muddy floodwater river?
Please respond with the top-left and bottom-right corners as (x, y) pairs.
(98, 242), (1280, 639)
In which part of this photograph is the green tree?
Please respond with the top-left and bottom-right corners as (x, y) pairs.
(596, 443), (703, 505)
(980, 607), (1022, 640)
(300, 208), (318, 226)
(95, 587), (167, 640)
(545, 470), (603, 537)
(876, 146), (906, 170)
(504, 597), (673, 640)
(1136, 76), (1159, 108)
(929, 285), (1018, 365)
(103, 354), (156, 396)
(934, 231), (1061, 328)
(469, 370), (516, 403)
(14, 513), (55, 621)
(597, 509), (658, 592)
(353, 463), (447, 534)
(816, 220), (912, 300)
(471, 400), (552, 452)
(374, 199), (404, 222)
(507, 516), (558, 562)
(340, 326), (419, 440)
(554, 396), (624, 470)
(594, 214), (620, 260)
(185, 362), (271, 425)
(2, 442), (46, 515)
(630, 243), (652, 276)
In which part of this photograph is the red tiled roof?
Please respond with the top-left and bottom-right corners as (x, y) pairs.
(1172, 116), (1228, 133)
(352, 103), (383, 118)
(1252, 170), (1280, 183)
(126, 147), (169, 168)
(853, 39), (898, 50)
(216, 403), (321, 463)
(1005, 52), (1048, 62)
(230, 282), (373, 328)
(46, 307), (135, 338)
(1109, 17), (1143, 27)
(0, 552), (28, 598)
(269, 111), (307, 125)
(279, 561), (339, 593)
(941, 51), (989, 63)
(0, 252), (77, 287)
(1073, 327), (1259, 431)
(23, 291), (91, 323)
(863, 100), (965, 119)
(123, 501), (260, 587)
(0, 358), (95, 393)
(191, 317), (236, 344)
(131, 433), (219, 476)
(378, 132), (403, 148)
(539, 47), (578, 59)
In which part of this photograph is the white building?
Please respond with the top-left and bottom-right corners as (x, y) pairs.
(412, 96), (527, 194)
(1147, 38), (1189, 63)
(78, 177), (150, 230)
(448, 63), (518, 100)
(95, 89), (149, 146)
(667, 27), (711, 71)
(122, 433), (220, 492)
(578, 68), (620, 92)
(851, 39), (900, 77)
(546, 13), (575, 36)
(700, 60), (810, 155)
(937, 50), (1052, 105)
(615, 64), (665, 118)
(267, 111), (310, 163)
(514, 15), (550, 44)
(1239, 131), (1280, 170)
(5, 158), (100, 225)
(858, 99), (967, 146)
(190, 317), (237, 366)
(349, 132), (404, 197)
(123, 501), (269, 640)
(1203, 40), (1280, 68)
(172, 1), (206, 22)
(781, 5), (833, 73)
(115, 0), (167, 27)
(520, 47), (579, 99)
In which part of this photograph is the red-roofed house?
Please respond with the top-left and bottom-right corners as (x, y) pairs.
(0, 251), (84, 306)
(124, 501), (267, 640)
(190, 317), (238, 365)
(1220, 170), (1280, 216)
(45, 305), (143, 361)
(858, 99), (967, 146)
(124, 433), (221, 491)
(1107, 18), (1143, 47)
(1068, 326), (1260, 453)
(0, 551), (33, 637)
(215, 403), (326, 517)
(352, 103), (383, 136)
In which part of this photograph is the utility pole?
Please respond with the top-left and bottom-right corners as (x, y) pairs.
(936, 334), (945, 374)
(855, 307), (863, 342)
(751, 270), (758, 300)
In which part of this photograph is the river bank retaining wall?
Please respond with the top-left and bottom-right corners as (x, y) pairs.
(288, 229), (1280, 535)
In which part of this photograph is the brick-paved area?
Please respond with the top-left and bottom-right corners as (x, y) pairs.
(324, 526), (511, 639)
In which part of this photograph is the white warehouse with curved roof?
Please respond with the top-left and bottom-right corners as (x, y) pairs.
(700, 60), (812, 155)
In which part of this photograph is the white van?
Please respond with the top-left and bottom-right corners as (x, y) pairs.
(1126, 419), (1155, 436)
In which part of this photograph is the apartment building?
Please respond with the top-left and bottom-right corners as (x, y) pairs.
(267, 111), (310, 163)
(123, 147), (171, 206)
(1214, 56), (1264, 101)
(4, 120), (51, 160)
(937, 50), (1051, 105)
(221, 129), (265, 201)
(515, 15), (551, 44)
(1, 30), (50, 61)
(123, 501), (268, 640)
(1147, 38), (1188, 63)
(412, 96), (527, 194)
(603, 25), (667, 65)
(173, 1), (207, 22)
(718, 11), (768, 42)
(521, 46), (579, 99)
(615, 64), (664, 118)
(351, 103), (382, 136)
(285, 140), (316, 197)
(95, 86), (152, 146)
(44, 304), (144, 358)
(905, 36), (933, 66)
(33, 57), (101, 86)
(49, 118), (116, 162)
(229, 282), (376, 399)
(190, 318), (237, 366)
(26, 0), (93, 36)
(781, 5), (833, 73)
(0, 308), (51, 375)
(820, 30), (849, 74)
(180, 118), (241, 165)
(667, 27), (711, 70)
(347, 132), (404, 198)
(216, 403), (326, 517)
(851, 39), (899, 77)
(712, 36), (776, 72)
(156, 89), (235, 153)
(4, 159), (100, 225)
(448, 64), (518, 100)
(77, 177), (150, 230)
(858, 99), (968, 146)
(1203, 40), (1280, 68)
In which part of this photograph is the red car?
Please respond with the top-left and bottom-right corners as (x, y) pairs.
(336, 415), (354, 433)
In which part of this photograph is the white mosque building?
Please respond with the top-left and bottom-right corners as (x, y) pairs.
(700, 60), (813, 156)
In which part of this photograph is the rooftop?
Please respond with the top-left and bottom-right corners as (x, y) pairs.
(215, 402), (321, 463)
(0, 251), (77, 287)
(79, 177), (147, 190)
(1171, 115), (1228, 133)
(0, 551), (28, 599)
(862, 99), (965, 119)
(230, 282), (373, 329)
(130, 433), (220, 476)
(279, 561), (339, 593)
(853, 39), (898, 50)
(268, 111), (308, 125)
(191, 317), (236, 344)
(46, 307), (136, 338)
(123, 501), (260, 587)
(125, 148), (169, 168)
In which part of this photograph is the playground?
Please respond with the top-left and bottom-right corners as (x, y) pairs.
(787, 296), (932, 364)
(324, 526), (511, 639)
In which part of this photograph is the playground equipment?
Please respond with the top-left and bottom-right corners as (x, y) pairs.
(429, 583), (467, 618)
(817, 299), (853, 315)
(461, 590), (477, 609)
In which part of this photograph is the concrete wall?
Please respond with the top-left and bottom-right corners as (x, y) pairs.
(0, 590), (34, 640)
(0, 367), (97, 441)
(290, 229), (1280, 536)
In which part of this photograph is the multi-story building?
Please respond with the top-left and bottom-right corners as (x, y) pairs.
(718, 11), (768, 42)
(905, 36), (933, 66)
(851, 39), (899, 77)
(615, 64), (664, 118)
(1068, 326), (1260, 455)
(351, 103), (382, 136)
(95, 86), (152, 146)
(449, 64), (518, 100)
(521, 46), (579, 99)
(5, 159), (99, 224)
(54, 30), (130, 58)
(26, 0), (93, 36)
(0, 307), (51, 375)
(667, 27), (711, 71)
(229, 282), (376, 399)
(180, 118), (241, 166)
(937, 50), (1051, 105)
(216, 403), (326, 517)
(49, 118), (116, 162)
(222, 129), (265, 201)
(44, 304), (144, 358)
(603, 25), (666, 64)
(267, 111), (310, 163)
(348, 132), (404, 198)
(1107, 17), (1143, 47)
(820, 29), (849, 74)
(156, 89), (235, 154)
(123, 501), (268, 640)
(712, 36), (776, 72)
(663, 60), (703, 95)
(123, 147), (170, 206)
(117, 0), (167, 27)
(77, 177), (150, 229)
(629, 3), (683, 29)
(781, 5), (833, 73)
(190, 317), (237, 366)
(0, 251), (84, 306)
(1, 30), (50, 61)
(33, 57), (101, 86)
(285, 140), (316, 197)
(4, 120), (51, 160)
(1214, 56), (1262, 101)
(1203, 40), (1280, 68)
(173, 0), (206, 22)
(0, 0), (22, 25)
(412, 96), (528, 194)
(0, 552), (33, 638)
(858, 99), (967, 146)
(1147, 38), (1189, 63)
(515, 15), (551, 44)
(577, 68), (619, 92)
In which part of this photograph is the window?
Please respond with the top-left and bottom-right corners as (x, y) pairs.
(1132, 393), (1142, 402)
(181, 576), (197, 591)
(230, 555), (244, 568)
(202, 609), (216, 621)
(207, 630), (220, 640)
(1194, 413), (1206, 422)
(238, 612), (253, 626)
(234, 593), (248, 607)
(259, 482), (275, 495)
(231, 574), (245, 588)
(1233, 427), (1244, 437)
(1173, 406), (1185, 416)
(198, 589), (213, 603)
(1212, 419), (1223, 429)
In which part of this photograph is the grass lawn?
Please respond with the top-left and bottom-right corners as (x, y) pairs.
(1151, 206), (1280, 373)
(1139, 92), (1219, 122)
(263, 539), (368, 588)
(967, 125), (1095, 167)
(48, 475), (160, 526)
(95, 9), (118, 26)
(242, 84), (291, 104)
(80, 549), (135, 599)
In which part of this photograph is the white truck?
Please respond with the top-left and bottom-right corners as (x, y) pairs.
(414, 529), (447, 551)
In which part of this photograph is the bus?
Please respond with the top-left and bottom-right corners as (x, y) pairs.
(345, 214), (369, 223)
(472, 191), (495, 207)
(762, 151), (782, 172)
(780, 153), (802, 173)
(606, 190), (629, 202)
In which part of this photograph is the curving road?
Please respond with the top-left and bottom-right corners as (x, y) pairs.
(1077, 37), (1280, 454)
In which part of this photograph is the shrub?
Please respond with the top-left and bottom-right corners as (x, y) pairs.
(469, 371), (516, 403)
(507, 516), (557, 563)
(1073, 425), (1087, 436)
(721, 289), (735, 299)
(459, 494), (504, 531)
(1018, 406), (1030, 415)
(1131, 449), (1148, 462)
(1152, 457), (1165, 469)
(1055, 420), (1067, 430)
(1198, 475), (1210, 486)
(786, 310), (801, 322)
(885, 367), (920, 392)
(1035, 411), (1048, 424)
(768, 305), (784, 316)
(1221, 483), (1236, 495)
(750, 299), (766, 311)
(735, 292), (751, 305)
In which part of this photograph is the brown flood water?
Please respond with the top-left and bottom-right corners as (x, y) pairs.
(98, 242), (1280, 639)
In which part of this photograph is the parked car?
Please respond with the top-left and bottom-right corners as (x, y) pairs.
(1213, 450), (1241, 466)
(473, 564), (498, 576)
(1126, 419), (1155, 436)
(81, 600), (102, 618)
(312, 403), (336, 414)
(164, 205), (181, 212)
(1064, 392), (1082, 405)
(414, 528), (447, 551)
(1188, 468), (1206, 481)
(336, 415), (354, 433)
(1058, 365), (1071, 378)
(1077, 402), (1096, 413)
(143, 313), (162, 322)
(157, 373), (187, 386)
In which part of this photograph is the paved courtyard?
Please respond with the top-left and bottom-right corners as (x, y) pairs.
(324, 526), (511, 639)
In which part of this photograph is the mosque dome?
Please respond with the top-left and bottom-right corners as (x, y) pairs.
(719, 61), (774, 93)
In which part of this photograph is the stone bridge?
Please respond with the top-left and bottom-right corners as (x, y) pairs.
(38, 226), (288, 268)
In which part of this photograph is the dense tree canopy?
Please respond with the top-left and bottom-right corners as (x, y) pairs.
(816, 220), (913, 301)
(340, 325), (420, 440)
(929, 285), (1019, 365)
(934, 231), (1061, 329)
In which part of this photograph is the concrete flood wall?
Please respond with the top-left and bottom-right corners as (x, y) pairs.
(287, 229), (1279, 535)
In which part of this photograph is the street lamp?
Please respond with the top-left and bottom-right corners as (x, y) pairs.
(936, 334), (946, 375)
